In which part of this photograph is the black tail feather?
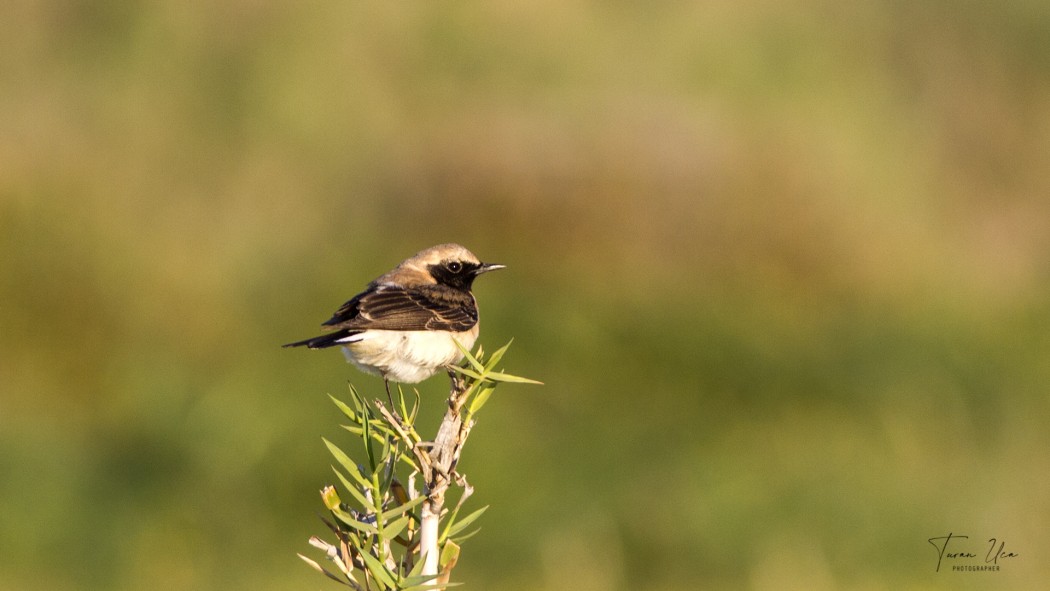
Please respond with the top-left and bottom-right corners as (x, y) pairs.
(282, 330), (355, 349)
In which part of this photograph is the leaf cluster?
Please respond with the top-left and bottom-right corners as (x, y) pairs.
(300, 341), (540, 590)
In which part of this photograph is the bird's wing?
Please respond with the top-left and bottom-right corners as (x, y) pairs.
(323, 285), (478, 332)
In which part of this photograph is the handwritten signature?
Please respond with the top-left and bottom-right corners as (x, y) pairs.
(928, 533), (1019, 572)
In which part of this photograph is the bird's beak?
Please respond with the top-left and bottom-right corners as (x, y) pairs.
(475, 262), (506, 275)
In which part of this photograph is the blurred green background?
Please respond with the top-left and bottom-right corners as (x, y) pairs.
(3, 1), (1049, 589)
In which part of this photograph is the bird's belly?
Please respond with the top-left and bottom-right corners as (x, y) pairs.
(342, 329), (477, 383)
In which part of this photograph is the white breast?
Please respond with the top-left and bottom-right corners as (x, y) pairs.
(338, 327), (479, 383)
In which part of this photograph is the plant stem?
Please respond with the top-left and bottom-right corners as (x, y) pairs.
(419, 495), (441, 577)
(419, 371), (472, 581)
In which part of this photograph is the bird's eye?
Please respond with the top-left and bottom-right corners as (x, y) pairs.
(446, 261), (463, 273)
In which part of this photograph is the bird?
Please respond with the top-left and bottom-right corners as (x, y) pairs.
(284, 243), (505, 402)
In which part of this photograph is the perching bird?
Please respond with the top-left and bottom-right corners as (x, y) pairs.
(284, 243), (504, 400)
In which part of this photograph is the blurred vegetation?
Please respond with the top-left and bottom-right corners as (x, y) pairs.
(2, 1), (1049, 590)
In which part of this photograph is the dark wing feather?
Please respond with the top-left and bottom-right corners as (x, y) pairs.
(321, 288), (368, 327)
(325, 285), (478, 332)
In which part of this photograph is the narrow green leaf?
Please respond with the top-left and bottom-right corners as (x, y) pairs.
(383, 514), (411, 540)
(361, 406), (377, 472)
(331, 508), (380, 536)
(397, 383), (410, 421)
(333, 468), (372, 508)
(378, 438), (394, 492)
(408, 388), (421, 424)
(344, 529), (371, 557)
(399, 573), (442, 588)
(358, 549), (397, 589)
(406, 544), (430, 579)
(342, 423), (396, 445)
(324, 438), (372, 490)
(451, 337), (484, 372)
(367, 418), (397, 438)
(484, 339), (513, 370)
(449, 364), (485, 381)
(484, 371), (544, 385)
(467, 385), (495, 415)
(329, 394), (364, 425)
(450, 527), (482, 543)
(443, 506), (488, 542)
(379, 494), (426, 522)
(348, 383), (367, 415)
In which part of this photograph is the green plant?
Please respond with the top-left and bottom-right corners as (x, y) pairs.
(300, 341), (540, 590)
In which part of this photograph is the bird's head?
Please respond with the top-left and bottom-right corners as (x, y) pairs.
(394, 243), (505, 290)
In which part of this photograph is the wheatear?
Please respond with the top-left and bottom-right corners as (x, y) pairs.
(284, 243), (504, 398)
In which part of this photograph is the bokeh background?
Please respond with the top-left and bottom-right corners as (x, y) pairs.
(3, 1), (1050, 590)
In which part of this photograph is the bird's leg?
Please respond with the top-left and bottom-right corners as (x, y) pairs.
(446, 368), (468, 412)
(446, 368), (464, 396)
(383, 379), (395, 410)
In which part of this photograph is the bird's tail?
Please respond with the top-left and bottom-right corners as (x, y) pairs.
(282, 331), (354, 349)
